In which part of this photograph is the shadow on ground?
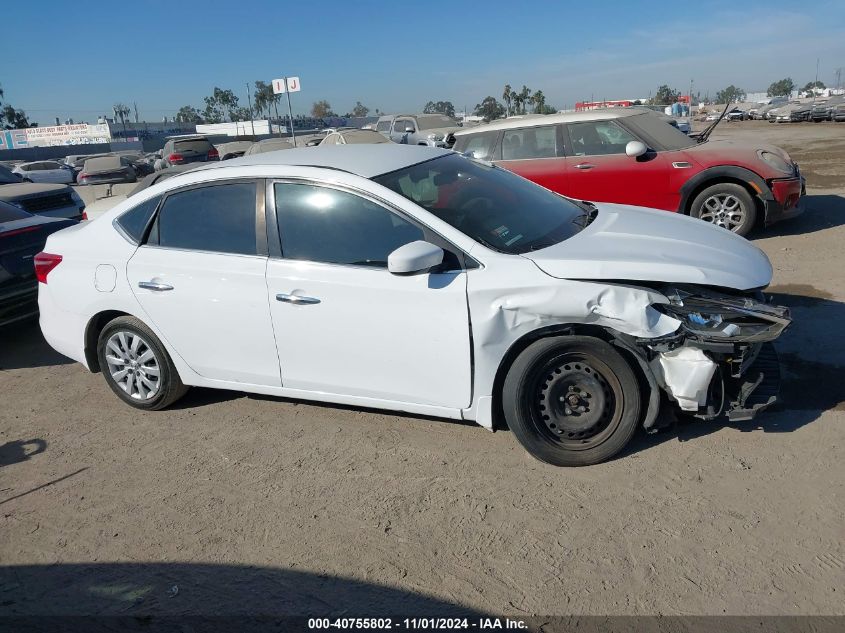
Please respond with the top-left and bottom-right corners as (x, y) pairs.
(0, 562), (481, 621)
(0, 439), (47, 468)
(752, 194), (845, 238)
(0, 321), (72, 370)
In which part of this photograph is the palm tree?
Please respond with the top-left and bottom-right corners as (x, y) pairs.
(532, 90), (546, 114)
(519, 86), (532, 114)
(502, 84), (513, 117)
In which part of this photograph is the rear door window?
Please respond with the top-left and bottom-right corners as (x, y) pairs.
(501, 125), (558, 160)
(149, 182), (257, 255)
(116, 195), (161, 243)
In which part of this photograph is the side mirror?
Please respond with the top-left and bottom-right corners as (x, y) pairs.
(625, 140), (648, 157)
(388, 240), (444, 275)
(404, 124), (415, 133)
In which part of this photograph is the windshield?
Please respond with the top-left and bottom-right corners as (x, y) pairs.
(625, 113), (696, 150)
(417, 115), (456, 130)
(373, 154), (588, 254)
(0, 164), (22, 184)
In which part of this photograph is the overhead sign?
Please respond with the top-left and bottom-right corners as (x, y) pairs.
(272, 77), (301, 94)
(0, 123), (112, 149)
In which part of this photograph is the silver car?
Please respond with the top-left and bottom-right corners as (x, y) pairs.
(387, 114), (461, 148)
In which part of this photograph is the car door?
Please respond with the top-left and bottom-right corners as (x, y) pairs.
(391, 118), (416, 144)
(40, 161), (69, 184)
(126, 180), (281, 387)
(265, 180), (472, 408)
(560, 119), (674, 210)
(493, 124), (569, 194)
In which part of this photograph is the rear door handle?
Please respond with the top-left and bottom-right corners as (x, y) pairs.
(276, 293), (320, 305)
(138, 281), (174, 291)
(574, 163), (595, 170)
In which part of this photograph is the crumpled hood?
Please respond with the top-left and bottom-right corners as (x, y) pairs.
(523, 202), (772, 290)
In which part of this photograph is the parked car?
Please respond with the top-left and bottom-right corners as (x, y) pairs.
(452, 108), (804, 236)
(160, 135), (219, 168)
(0, 164), (86, 221)
(725, 108), (749, 121)
(83, 165), (200, 220)
(37, 145), (791, 467)
(1, 201), (77, 327)
(757, 98), (789, 119)
(790, 104), (813, 122)
(13, 161), (75, 184)
(78, 156), (138, 186)
(833, 104), (845, 122)
(243, 138), (295, 155)
(387, 114), (461, 148)
(216, 140), (255, 160)
(320, 129), (392, 145)
(810, 98), (844, 122)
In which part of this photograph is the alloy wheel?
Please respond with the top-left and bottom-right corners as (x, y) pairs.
(699, 193), (745, 231)
(104, 331), (161, 400)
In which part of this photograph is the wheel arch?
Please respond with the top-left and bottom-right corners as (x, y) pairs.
(679, 166), (771, 224)
(489, 324), (658, 431)
(84, 309), (132, 372)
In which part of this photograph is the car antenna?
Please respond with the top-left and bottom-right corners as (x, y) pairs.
(696, 102), (731, 144)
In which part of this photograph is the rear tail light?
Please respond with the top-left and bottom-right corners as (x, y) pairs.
(34, 252), (62, 283)
(81, 211), (88, 221)
(207, 148), (219, 160)
(1, 225), (40, 239)
(168, 153), (184, 164)
(79, 172), (88, 180)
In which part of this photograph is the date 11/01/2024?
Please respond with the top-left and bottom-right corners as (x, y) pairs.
(308, 617), (528, 630)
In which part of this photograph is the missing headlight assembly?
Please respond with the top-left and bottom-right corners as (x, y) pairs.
(627, 285), (792, 424)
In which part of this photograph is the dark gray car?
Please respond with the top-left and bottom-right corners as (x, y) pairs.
(0, 164), (85, 221)
(161, 136), (220, 167)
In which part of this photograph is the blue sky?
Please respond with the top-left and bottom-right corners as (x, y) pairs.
(1, 0), (843, 125)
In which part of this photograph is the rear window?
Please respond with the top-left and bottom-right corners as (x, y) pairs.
(173, 139), (213, 153)
(116, 196), (161, 243)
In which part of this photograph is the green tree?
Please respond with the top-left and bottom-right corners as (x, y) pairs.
(518, 85), (532, 114)
(175, 105), (203, 124)
(801, 80), (826, 94)
(351, 101), (370, 117)
(254, 80), (275, 120)
(767, 78), (795, 97)
(311, 100), (333, 118)
(537, 104), (557, 114)
(201, 87), (240, 122)
(502, 84), (513, 116)
(474, 96), (505, 122)
(531, 89), (546, 114)
(423, 101), (456, 117)
(715, 85), (746, 104)
(650, 84), (680, 105)
(0, 84), (34, 129)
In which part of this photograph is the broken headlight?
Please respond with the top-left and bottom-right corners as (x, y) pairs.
(655, 286), (791, 342)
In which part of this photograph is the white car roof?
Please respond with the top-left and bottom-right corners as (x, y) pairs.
(453, 107), (648, 136)
(195, 144), (451, 178)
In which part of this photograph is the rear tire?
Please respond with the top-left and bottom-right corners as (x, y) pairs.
(689, 182), (757, 236)
(502, 336), (641, 466)
(97, 316), (188, 410)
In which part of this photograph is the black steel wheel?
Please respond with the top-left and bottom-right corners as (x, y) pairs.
(503, 336), (641, 466)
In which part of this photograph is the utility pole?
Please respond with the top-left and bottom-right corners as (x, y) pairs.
(813, 58), (820, 103)
(284, 77), (297, 147)
(246, 82), (255, 137)
(133, 101), (139, 123)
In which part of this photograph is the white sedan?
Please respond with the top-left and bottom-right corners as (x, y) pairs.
(13, 160), (75, 184)
(36, 146), (791, 466)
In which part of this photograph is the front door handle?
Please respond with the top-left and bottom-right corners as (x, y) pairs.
(138, 281), (174, 291)
(276, 293), (320, 305)
(574, 163), (595, 170)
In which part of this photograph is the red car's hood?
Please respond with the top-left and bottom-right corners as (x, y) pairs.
(682, 139), (792, 168)
(522, 202), (772, 291)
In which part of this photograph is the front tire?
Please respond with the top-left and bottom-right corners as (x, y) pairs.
(689, 182), (757, 236)
(502, 336), (641, 466)
(97, 316), (188, 410)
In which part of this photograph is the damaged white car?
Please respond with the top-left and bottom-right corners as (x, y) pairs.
(36, 146), (791, 466)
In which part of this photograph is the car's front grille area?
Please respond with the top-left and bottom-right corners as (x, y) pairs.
(18, 193), (75, 213)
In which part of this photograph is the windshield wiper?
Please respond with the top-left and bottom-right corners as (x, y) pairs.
(695, 102), (731, 144)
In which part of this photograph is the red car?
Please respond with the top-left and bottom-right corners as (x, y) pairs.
(452, 108), (804, 236)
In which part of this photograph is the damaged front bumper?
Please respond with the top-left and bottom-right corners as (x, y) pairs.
(638, 287), (791, 423)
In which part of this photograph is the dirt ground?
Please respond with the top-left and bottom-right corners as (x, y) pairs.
(1, 121), (844, 619)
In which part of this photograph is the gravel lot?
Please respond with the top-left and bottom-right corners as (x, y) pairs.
(1, 121), (844, 618)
